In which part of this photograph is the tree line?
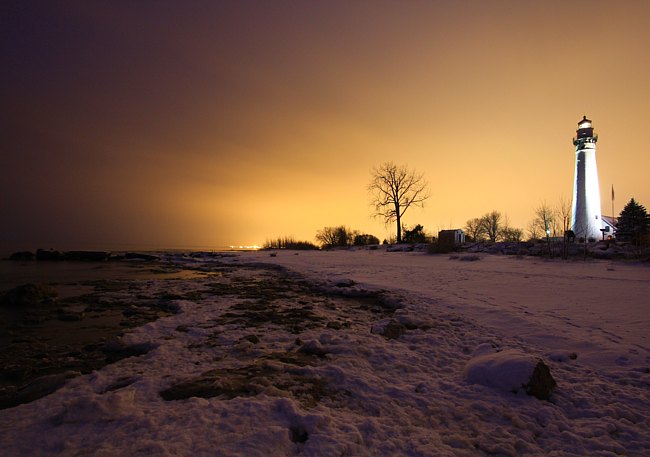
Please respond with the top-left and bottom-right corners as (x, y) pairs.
(263, 161), (649, 250)
(263, 229), (380, 250)
(464, 198), (649, 245)
(464, 202), (566, 243)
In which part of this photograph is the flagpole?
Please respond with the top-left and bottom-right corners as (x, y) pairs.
(611, 185), (615, 220)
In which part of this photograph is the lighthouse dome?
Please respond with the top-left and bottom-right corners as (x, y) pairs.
(578, 115), (592, 129)
(576, 115), (595, 140)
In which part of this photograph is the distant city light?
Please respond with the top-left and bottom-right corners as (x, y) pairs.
(229, 245), (261, 250)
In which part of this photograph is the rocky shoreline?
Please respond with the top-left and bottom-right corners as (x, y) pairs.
(0, 251), (418, 411)
(7, 249), (160, 262)
(0, 256), (214, 409)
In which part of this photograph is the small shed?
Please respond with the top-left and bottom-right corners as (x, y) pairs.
(438, 229), (465, 247)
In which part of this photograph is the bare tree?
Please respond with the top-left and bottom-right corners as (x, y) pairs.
(557, 196), (572, 259)
(557, 196), (572, 234)
(533, 202), (559, 238)
(480, 211), (502, 242)
(502, 227), (524, 242)
(527, 220), (542, 241)
(533, 202), (559, 257)
(368, 162), (430, 243)
(315, 226), (352, 248)
(465, 217), (486, 242)
(499, 216), (522, 242)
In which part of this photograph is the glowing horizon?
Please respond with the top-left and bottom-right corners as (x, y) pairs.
(3, 2), (650, 249)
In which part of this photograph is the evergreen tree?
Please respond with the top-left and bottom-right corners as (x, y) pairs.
(402, 224), (427, 243)
(616, 198), (650, 245)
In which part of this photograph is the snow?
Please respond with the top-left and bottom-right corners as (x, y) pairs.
(1, 249), (649, 456)
(248, 250), (650, 374)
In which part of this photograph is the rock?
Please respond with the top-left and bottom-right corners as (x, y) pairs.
(156, 300), (181, 314)
(371, 319), (406, 339)
(289, 425), (309, 443)
(326, 321), (343, 330)
(298, 340), (328, 357)
(463, 349), (556, 400)
(57, 308), (85, 321)
(0, 372), (78, 410)
(0, 283), (58, 307)
(526, 360), (556, 400)
(386, 244), (414, 252)
(36, 249), (64, 261)
(102, 376), (139, 393)
(548, 351), (578, 362)
(64, 251), (110, 261)
(335, 279), (355, 288)
(124, 252), (159, 261)
(9, 251), (35, 261)
(102, 340), (157, 363)
(393, 310), (433, 330)
(244, 334), (260, 344)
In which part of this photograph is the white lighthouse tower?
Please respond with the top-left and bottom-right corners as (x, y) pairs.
(571, 115), (603, 240)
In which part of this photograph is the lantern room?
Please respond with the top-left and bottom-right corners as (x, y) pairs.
(576, 115), (594, 139)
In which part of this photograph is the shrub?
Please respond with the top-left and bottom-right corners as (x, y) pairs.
(427, 242), (456, 254)
(262, 237), (318, 250)
(403, 224), (427, 244)
(353, 234), (380, 246)
(316, 226), (354, 249)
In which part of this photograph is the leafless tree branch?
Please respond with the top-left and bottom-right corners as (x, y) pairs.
(368, 162), (430, 243)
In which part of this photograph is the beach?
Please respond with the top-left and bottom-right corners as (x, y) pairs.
(0, 250), (649, 456)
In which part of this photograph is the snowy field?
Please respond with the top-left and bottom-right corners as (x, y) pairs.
(1, 250), (649, 456)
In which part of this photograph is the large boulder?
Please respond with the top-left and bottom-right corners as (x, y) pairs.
(124, 252), (159, 261)
(371, 319), (406, 339)
(64, 251), (110, 261)
(463, 349), (556, 400)
(0, 372), (78, 410)
(36, 249), (64, 261)
(9, 251), (35, 261)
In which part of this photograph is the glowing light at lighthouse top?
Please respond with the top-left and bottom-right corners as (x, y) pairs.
(578, 117), (591, 129)
(574, 115), (598, 146)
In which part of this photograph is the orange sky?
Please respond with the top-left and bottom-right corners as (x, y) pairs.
(2, 1), (650, 250)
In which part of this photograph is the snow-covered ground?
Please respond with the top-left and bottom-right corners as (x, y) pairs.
(248, 250), (650, 375)
(1, 250), (648, 456)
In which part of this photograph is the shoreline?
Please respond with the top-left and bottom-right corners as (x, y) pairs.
(1, 250), (649, 455)
(0, 257), (228, 409)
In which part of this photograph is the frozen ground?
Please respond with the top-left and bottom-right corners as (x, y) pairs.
(0, 250), (648, 456)
(248, 250), (650, 375)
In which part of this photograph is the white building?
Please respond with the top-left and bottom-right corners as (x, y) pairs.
(601, 215), (617, 239)
(571, 116), (603, 240)
(438, 229), (465, 246)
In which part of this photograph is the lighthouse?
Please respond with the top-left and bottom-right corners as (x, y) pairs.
(571, 115), (602, 240)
